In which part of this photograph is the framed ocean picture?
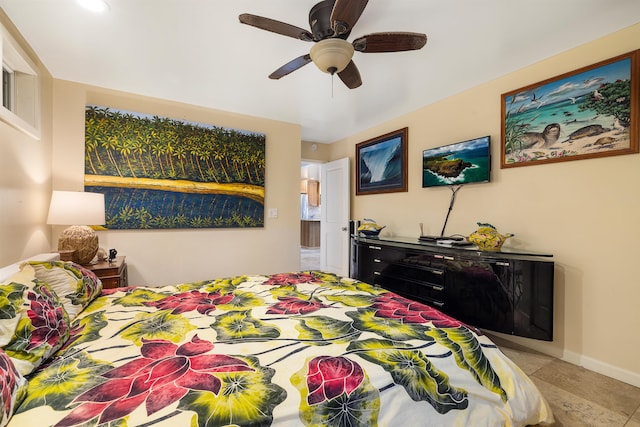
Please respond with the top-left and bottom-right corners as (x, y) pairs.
(355, 128), (408, 195)
(501, 49), (639, 168)
(84, 105), (265, 230)
(422, 135), (491, 188)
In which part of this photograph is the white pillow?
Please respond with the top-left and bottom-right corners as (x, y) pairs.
(0, 253), (60, 282)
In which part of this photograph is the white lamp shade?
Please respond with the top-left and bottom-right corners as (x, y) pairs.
(47, 191), (106, 226)
(310, 38), (354, 74)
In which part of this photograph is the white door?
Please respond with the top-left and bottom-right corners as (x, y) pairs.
(320, 157), (350, 276)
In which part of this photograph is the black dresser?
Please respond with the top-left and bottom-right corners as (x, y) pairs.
(350, 235), (554, 341)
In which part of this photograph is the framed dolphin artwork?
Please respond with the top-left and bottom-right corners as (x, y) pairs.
(501, 49), (639, 168)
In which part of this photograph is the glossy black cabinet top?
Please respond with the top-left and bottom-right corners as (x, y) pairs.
(352, 235), (553, 258)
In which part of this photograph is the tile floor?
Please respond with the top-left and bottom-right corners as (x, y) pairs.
(300, 247), (640, 426)
(488, 335), (640, 427)
(300, 247), (320, 271)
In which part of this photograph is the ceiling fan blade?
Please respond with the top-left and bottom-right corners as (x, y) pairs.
(330, 0), (369, 36)
(353, 32), (427, 53)
(239, 14), (313, 41)
(269, 54), (313, 80)
(338, 61), (362, 89)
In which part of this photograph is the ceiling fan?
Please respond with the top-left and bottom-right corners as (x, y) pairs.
(239, 0), (427, 89)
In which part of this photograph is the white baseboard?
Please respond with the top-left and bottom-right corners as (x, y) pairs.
(562, 350), (640, 388)
(487, 332), (640, 389)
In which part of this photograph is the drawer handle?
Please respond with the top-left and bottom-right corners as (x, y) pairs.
(432, 301), (444, 307)
(433, 270), (444, 275)
(432, 285), (444, 291)
(496, 261), (510, 267)
(374, 259), (382, 263)
(443, 256), (454, 261)
(373, 271), (381, 275)
(434, 255), (444, 259)
(368, 245), (382, 250)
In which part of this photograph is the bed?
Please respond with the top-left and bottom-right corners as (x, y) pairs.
(1, 255), (553, 426)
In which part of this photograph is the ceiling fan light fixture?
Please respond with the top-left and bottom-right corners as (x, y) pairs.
(310, 38), (354, 74)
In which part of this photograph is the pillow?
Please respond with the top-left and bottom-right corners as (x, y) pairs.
(0, 265), (70, 376)
(0, 348), (27, 427)
(25, 261), (102, 320)
(0, 253), (60, 283)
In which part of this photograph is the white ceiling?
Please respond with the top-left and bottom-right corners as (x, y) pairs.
(2, 0), (640, 143)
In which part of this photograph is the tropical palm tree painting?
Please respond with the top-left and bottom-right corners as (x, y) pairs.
(84, 105), (265, 229)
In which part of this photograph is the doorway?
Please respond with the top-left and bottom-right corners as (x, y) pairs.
(300, 162), (321, 270)
(300, 158), (350, 275)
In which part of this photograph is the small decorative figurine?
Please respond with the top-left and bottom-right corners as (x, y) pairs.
(96, 248), (107, 262)
(108, 248), (117, 263)
(357, 218), (386, 237)
(468, 223), (514, 251)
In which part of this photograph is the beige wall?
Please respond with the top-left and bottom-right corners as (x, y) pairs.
(301, 140), (331, 162)
(329, 23), (640, 387)
(0, 11), (53, 265)
(50, 80), (302, 286)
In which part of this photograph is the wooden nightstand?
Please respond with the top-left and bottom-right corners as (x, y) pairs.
(86, 256), (128, 289)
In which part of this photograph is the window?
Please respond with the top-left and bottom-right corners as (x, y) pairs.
(3, 66), (13, 109)
(0, 22), (40, 139)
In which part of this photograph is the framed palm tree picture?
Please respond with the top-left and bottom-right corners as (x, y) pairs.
(84, 105), (265, 229)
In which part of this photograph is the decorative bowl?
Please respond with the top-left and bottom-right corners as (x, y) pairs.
(357, 218), (385, 237)
(359, 228), (385, 237)
(468, 222), (514, 251)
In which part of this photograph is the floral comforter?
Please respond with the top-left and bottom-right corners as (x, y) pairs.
(10, 271), (552, 426)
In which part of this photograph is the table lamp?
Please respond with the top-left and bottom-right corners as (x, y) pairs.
(47, 190), (106, 264)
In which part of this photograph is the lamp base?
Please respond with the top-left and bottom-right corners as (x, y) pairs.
(57, 225), (99, 265)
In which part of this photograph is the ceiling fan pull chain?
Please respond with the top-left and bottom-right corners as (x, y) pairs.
(331, 73), (334, 98)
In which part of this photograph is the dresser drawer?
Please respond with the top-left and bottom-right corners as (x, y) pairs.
(400, 251), (447, 270)
(383, 263), (444, 287)
(377, 275), (445, 308)
(359, 244), (405, 263)
(87, 256), (128, 289)
(100, 275), (122, 289)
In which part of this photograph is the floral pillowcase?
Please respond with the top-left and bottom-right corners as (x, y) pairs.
(0, 265), (70, 376)
(0, 348), (27, 427)
(25, 261), (102, 321)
